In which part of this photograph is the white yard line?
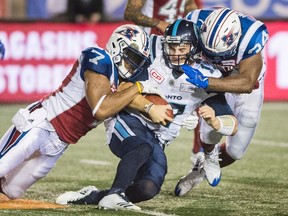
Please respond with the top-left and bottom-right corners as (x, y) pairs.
(79, 159), (112, 166)
(253, 139), (288, 147)
(141, 210), (178, 216)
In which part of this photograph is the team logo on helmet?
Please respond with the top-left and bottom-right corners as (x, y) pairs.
(117, 27), (140, 41)
(221, 25), (240, 47)
(117, 27), (149, 54)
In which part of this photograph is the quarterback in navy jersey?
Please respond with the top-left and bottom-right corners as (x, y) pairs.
(175, 8), (269, 196)
(0, 24), (173, 201)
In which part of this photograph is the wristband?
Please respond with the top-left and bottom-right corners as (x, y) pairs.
(136, 81), (142, 94)
(144, 102), (154, 114)
(216, 115), (236, 136)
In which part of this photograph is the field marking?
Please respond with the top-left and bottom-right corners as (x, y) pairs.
(79, 159), (112, 166)
(253, 139), (288, 147)
(141, 210), (178, 216)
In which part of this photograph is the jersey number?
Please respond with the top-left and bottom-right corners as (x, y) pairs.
(159, 0), (185, 22)
(89, 49), (105, 65)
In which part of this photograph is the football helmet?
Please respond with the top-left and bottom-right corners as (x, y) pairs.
(199, 8), (242, 61)
(162, 19), (199, 71)
(106, 24), (150, 80)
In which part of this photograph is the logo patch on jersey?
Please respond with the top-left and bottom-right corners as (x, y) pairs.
(180, 83), (195, 93)
(150, 68), (164, 84)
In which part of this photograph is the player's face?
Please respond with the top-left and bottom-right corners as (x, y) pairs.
(123, 49), (142, 73)
(165, 43), (191, 65)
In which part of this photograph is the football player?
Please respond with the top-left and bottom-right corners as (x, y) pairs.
(0, 24), (173, 200)
(175, 7), (269, 195)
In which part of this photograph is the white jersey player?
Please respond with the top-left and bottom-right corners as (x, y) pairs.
(175, 8), (269, 196)
(0, 24), (173, 200)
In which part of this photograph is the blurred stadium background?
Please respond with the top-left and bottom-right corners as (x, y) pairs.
(0, 0), (288, 103)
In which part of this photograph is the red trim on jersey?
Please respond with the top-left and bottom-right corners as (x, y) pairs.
(49, 98), (96, 144)
(150, 0), (186, 35)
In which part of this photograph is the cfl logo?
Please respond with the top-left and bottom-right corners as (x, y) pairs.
(150, 68), (164, 84)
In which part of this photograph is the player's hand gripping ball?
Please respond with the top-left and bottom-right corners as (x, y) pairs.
(143, 94), (174, 119)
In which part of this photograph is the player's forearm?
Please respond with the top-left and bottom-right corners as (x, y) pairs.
(124, 0), (159, 27)
(95, 85), (141, 120)
(125, 11), (160, 27)
(208, 76), (255, 93)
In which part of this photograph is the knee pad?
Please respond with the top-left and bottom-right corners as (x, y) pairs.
(239, 109), (259, 128)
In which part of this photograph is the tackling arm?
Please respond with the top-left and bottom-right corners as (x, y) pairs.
(85, 71), (141, 121)
(118, 82), (173, 126)
(183, 53), (263, 93)
(208, 53), (263, 93)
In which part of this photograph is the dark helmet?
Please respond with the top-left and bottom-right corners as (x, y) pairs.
(162, 19), (199, 71)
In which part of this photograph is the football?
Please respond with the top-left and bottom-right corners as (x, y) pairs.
(143, 94), (174, 119)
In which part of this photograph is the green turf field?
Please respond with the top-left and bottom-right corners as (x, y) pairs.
(0, 102), (287, 216)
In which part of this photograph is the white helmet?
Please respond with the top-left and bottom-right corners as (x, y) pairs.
(106, 24), (150, 80)
(199, 8), (242, 60)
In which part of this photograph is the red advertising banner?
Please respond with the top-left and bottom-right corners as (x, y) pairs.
(0, 21), (287, 102)
(0, 22), (122, 103)
(264, 22), (288, 101)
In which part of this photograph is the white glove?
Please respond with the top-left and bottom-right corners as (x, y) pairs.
(138, 80), (164, 98)
(182, 111), (199, 130)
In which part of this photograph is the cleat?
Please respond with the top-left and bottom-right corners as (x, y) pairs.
(174, 151), (205, 196)
(98, 190), (141, 211)
(203, 145), (221, 187)
(56, 186), (99, 205)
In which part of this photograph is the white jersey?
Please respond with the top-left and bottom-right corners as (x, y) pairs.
(123, 35), (222, 144)
(41, 47), (117, 144)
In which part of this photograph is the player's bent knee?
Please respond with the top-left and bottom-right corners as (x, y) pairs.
(139, 179), (160, 201)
